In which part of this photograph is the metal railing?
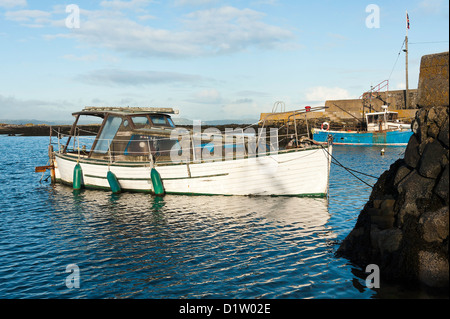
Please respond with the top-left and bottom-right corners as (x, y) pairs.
(50, 126), (321, 166)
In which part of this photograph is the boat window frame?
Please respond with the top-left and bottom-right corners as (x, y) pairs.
(89, 114), (124, 156)
(129, 115), (151, 128)
(387, 112), (398, 121)
(127, 114), (175, 129)
(63, 113), (81, 153)
(149, 114), (170, 127)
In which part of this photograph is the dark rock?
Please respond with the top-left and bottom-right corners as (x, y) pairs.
(434, 164), (449, 204)
(419, 206), (449, 243)
(404, 134), (420, 168)
(418, 139), (447, 179)
(432, 106), (448, 129)
(418, 137), (434, 156)
(380, 199), (396, 216)
(415, 109), (429, 143)
(394, 164), (412, 186)
(427, 122), (440, 138)
(418, 251), (449, 288)
(438, 116), (449, 148)
(378, 228), (403, 255)
(370, 215), (395, 229)
(397, 170), (435, 204)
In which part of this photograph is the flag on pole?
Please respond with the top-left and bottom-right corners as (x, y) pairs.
(406, 11), (410, 29)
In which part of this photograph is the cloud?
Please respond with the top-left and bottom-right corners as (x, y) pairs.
(0, 94), (75, 121)
(236, 90), (270, 97)
(99, 0), (154, 10)
(233, 98), (253, 104)
(45, 5), (294, 58)
(77, 68), (208, 86)
(173, 0), (217, 6)
(137, 14), (156, 20)
(183, 6), (293, 53)
(418, 0), (448, 14)
(221, 99), (262, 119)
(185, 88), (224, 104)
(0, 0), (26, 8)
(62, 54), (98, 62)
(305, 86), (354, 103)
(5, 9), (51, 23)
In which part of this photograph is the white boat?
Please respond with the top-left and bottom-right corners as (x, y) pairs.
(37, 107), (333, 197)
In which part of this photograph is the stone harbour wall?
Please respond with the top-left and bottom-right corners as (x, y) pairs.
(336, 52), (449, 289)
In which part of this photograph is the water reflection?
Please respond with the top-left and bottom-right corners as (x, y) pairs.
(50, 185), (332, 239)
(44, 184), (336, 298)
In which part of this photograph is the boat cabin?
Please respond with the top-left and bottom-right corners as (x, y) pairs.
(64, 107), (181, 162)
(365, 106), (410, 132)
(61, 106), (286, 166)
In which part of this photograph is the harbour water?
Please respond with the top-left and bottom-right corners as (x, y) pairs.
(0, 136), (442, 299)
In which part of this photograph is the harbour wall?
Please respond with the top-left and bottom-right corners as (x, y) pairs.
(260, 88), (418, 129)
(337, 51), (449, 289)
(325, 89), (418, 123)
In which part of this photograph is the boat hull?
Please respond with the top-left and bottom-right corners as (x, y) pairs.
(54, 146), (332, 197)
(312, 128), (412, 146)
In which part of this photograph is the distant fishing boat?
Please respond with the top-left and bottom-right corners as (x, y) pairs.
(36, 106), (333, 197)
(313, 105), (412, 146)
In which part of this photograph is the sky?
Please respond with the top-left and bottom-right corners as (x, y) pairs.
(0, 0), (448, 123)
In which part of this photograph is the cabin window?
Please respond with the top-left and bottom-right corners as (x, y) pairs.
(131, 116), (150, 128)
(150, 115), (167, 126)
(93, 116), (123, 154)
(387, 113), (398, 121)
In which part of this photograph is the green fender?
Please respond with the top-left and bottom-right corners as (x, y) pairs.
(151, 168), (165, 196)
(73, 163), (83, 190)
(107, 171), (121, 194)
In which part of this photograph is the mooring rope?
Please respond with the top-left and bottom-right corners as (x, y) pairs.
(317, 142), (376, 188)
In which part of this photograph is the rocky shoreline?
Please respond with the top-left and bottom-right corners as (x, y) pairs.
(337, 52), (449, 289)
(0, 124), (99, 136)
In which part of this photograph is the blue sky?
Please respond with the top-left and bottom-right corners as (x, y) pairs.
(0, 0), (448, 123)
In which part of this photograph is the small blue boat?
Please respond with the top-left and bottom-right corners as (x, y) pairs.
(313, 106), (413, 146)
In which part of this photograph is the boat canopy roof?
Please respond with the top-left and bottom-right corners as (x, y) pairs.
(72, 106), (179, 118)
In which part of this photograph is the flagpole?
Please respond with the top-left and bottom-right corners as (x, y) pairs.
(405, 10), (409, 109)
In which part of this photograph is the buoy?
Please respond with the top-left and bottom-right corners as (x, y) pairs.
(381, 148), (385, 156)
(321, 122), (330, 131)
(73, 163), (83, 190)
(151, 168), (165, 196)
(107, 171), (121, 194)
